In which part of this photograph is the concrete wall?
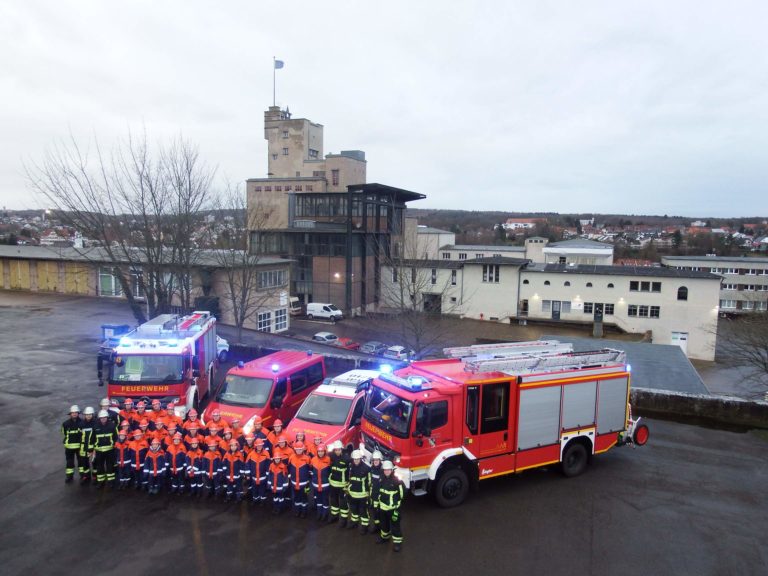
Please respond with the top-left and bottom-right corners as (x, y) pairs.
(416, 231), (456, 260)
(324, 155), (367, 192)
(542, 247), (614, 265)
(460, 263), (523, 321)
(246, 181), (291, 229)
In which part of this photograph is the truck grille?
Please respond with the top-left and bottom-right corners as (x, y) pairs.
(361, 432), (400, 463)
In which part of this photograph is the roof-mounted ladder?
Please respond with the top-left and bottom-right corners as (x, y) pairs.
(443, 340), (570, 359)
(463, 348), (627, 374)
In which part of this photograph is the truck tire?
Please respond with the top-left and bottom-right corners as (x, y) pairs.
(633, 423), (650, 446)
(434, 467), (469, 508)
(307, 314), (314, 319)
(561, 442), (588, 478)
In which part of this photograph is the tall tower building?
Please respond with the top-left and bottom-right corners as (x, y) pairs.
(247, 105), (424, 317)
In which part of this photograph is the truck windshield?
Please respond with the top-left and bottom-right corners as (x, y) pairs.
(216, 374), (273, 407)
(110, 355), (184, 384)
(295, 394), (353, 426)
(364, 384), (413, 439)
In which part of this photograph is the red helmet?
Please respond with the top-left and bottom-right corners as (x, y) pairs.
(188, 421), (199, 429)
(167, 402), (175, 409)
(229, 439), (239, 447)
(133, 429), (143, 437)
(188, 409), (198, 417)
(293, 441), (305, 450)
(273, 419), (283, 427)
(223, 427), (232, 436)
(273, 450), (283, 459)
(208, 423), (219, 431)
(277, 435), (287, 444)
(212, 409), (221, 417)
(255, 438), (265, 447)
(317, 443), (327, 453)
(253, 415), (262, 425)
(118, 429), (127, 437)
(140, 418), (149, 427)
(151, 437), (161, 445)
(245, 433), (255, 441)
(173, 432), (183, 440)
(124, 398), (133, 406)
(155, 417), (166, 426)
(152, 399), (161, 407)
(313, 436), (322, 443)
(206, 438), (218, 447)
(190, 437), (200, 444)
(136, 401), (146, 409)
(167, 422), (178, 430)
(231, 416), (241, 423)
(119, 419), (130, 428)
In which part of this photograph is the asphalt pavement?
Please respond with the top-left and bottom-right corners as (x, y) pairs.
(1, 291), (767, 576)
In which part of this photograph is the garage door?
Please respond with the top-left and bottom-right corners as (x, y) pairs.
(65, 263), (90, 294)
(9, 260), (31, 290)
(37, 261), (59, 291)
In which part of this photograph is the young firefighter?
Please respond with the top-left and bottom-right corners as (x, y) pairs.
(184, 437), (204, 497)
(129, 429), (149, 490)
(368, 450), (384, 534)
(221, 439), (245, 502)
(183, 421), (205, 449)
(133, 402), (148, 429)
(347, 450), (371, 533)
(244, 438), (270, 506)
(206, 409), (225, 434)
(242, 433), (256, 458)
(99, 398), (120, 427)
(250, 416), (270, 451)
(148, 399), (163, 428)
(288, 442), (312, 517)
(218, 427), (235, 455)
(61, 405), (83, 484)
(309, 443), (331, 521)
(114, 428), (133, 490)
(119, 398), (136, 427)
(92, 410), (118, 488)
(182, 408), (202, 433)
(266, 419), (284, 449)
(201, 438), (222, 498)
(166, 432), (188, 495)
(165, 422), (180, 449)
(164, 402), (183, 430)
(328, 441), (351, 526)
(377, 461), (405, 553)
(230, 417), (244, 445)
(143, 437), (168, 495)
(151, 417), (168, 446)
(79, 407), (96, 484)
(275, 435), (293, 461)
(267, 449), (289, 515)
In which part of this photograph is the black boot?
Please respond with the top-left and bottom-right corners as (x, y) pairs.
(339, 518), (347, 529)
(65, 475), (73, 484)
(393, 543), (402, 553)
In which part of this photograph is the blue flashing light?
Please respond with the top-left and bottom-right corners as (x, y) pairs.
(271, 363), (280, 373)
(626, 364), (632, 373)
(379, 364), (393, 374)
(379, 371), (430, 392)
(119, 338), (131, 347)
(164, 339), (178, 347)
(237, 361), (245, 369)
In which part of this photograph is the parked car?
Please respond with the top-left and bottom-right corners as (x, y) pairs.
(382, 345), (416, 361)
(216, 336), (230, 363)
(334, 337), (361, 351)
(360, 341), (387, 355)
(312, 332), (339, 344)
(306, 302), (343, 321)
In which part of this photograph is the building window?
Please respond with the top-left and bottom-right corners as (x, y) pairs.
(523, 279), (529, 285)
(392, 269), (398, 283)
(264, 186), (272, 192)
(257, 311), (272, 332)
(306, 185), (313, 192)
(450, 297), (457, 303)
(758, 285), (768, 291)
(564, 281), (571, 287)
(285, 185), (292, 191)
(493, 254), (502, 258)
(586, 282), (593, 287)
(650, 306), (660, 318)
(638, 305), (649, 317)
(720, 299), (737, 309)
(607, 283), (614, 288)
(561, 301), (572, 313)
(711, 267), (720, 273)
(559, 257), (566, 264)
(544, 280), (550, 286)
(442, 252), (451, 260)
(431, 269), (437, 285)
(542, 300), (551, 313)
(743, 285), (756, 291)
(99, 267), (121, 297)
(723, 284), (737, 290)
(725, 268), (737, 274)
(652, 282), (661, 292)
(677, 286), (688, 301)
(282, 130), (289, 138)
(295, 185), (302, 191)
(254, 186), (262, 192)
(451, 270), (457, 286)
(309, 149), (319, 159)
(332, 169), (340, 186)
(411, 267), (416, 283)
(275, 186), (282, 192)
(459, 253), (467, 260)
(482, 265), (500, 283)
(272, 154), (278, 160)
(274, 309), (288, 331)
(742, 301), (755, 310)
(628, 305), (638, 317)
(756, 301), (767, 311)
(584, 302), (594, 314)
(475, 253), (484, 259)
(604, 303), (614, 315)
(258, 270), (287, 289)
(630, 281), (639, 291)
(641, 281), (650, 292)
(282, 147), (289, 156)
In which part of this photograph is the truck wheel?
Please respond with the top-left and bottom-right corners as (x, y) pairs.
(633, 423), (650, 446)
(561, 442), (588, 478)
(307, 314), (314, 319)
(434, 467), (469, 508)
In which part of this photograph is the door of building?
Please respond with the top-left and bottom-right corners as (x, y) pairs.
(671, 332), (688, 354)
(552, 300), (561, 320)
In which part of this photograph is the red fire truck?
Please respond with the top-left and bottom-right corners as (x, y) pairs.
(360, 340), (649, 507)
(98, 311), (219, 417)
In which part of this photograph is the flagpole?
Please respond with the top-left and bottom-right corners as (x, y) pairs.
(273, 56), (276, 106)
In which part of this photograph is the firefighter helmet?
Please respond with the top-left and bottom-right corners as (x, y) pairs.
(317, 443), (327, 453)
(99, 398), (110, 408)
(124, 398), (133, 405)
(98, 410), (109, 418)
(136, 401), (146, 409)
(273, 450), (283, 460)
(278, 435), (287, 444)
(173, 432), (183, 440)
(223, 427), (232, 436)
(351, 450), (362, 460)
(167, 402), (175, 409)
(332, 441), (343, 451)
(190, 437), (199, 444)
(133, 429), (143, 437)
(151, 437), (161, 445)
(118, 429), (127, 437)
(230, 439), (239, 447)
(372, 450), (383, 460)
(212, 409), (221, 417)
(382, 461), (394, 471)
(273, 419), (283, 427)
(69, 405), (80, 413)
(253, 415), (262, 424)
(155, 418), (166, 427)
(293, 442), (305, 451)
(245, 433), (255, 441)
(140, 418), (149, 427)
(120, 419), (130, 428)
(255, 438), (265, 447)
(83, 407), (95, 416)
(188, 409), (198, 417)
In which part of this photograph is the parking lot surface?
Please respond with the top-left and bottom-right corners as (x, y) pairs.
(1, 291), (766, 576)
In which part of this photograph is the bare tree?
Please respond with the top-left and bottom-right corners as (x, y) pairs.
(716, 312), (768, 399)
(26, 131), (215, 323)
(205, 184), (283, 343)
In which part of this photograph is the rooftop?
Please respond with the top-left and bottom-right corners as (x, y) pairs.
(347, 182), (426, 203)
(417, 226), (453, 235)
(547, 239), (614, 250)
(662, 255), (768, 264)
(530, 263), (720, 279)
(446, 244), (526, 252)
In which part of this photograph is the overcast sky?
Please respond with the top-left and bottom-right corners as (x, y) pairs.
(2, 1), (767, 218)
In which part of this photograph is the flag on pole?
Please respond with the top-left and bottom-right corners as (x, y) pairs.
(274, 59), (284, 69)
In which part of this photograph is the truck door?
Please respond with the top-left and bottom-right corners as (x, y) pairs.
(411, 399), (451, 461)
(465, 383), (511, 457)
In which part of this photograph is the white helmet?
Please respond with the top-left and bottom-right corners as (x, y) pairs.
(382, 460), (394, 471)
(99, 398), (110, 407)
(98, 410), (109, 418)
(351, 450), (362, 460)
(83, 407), (95, 416)
(69, 405), (80, 413)
(332, 441), (343, 451)
(372, 450), (383, 460)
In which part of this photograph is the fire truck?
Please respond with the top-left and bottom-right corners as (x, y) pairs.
(98, 311), (219, 417)
(360, 340), (649, 507)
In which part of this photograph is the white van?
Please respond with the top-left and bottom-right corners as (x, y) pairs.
(289, 297), (303, 316)
(306, 302), (343, 321)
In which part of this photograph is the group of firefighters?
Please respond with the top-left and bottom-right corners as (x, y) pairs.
(61, 398), (405, 552)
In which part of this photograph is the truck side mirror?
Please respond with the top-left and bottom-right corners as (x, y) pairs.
(271, 396), (284, 409)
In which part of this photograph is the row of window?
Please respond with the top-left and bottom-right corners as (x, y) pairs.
(721, 284), (768, 291)
(252, 184), (314, 192)
(720, 300), (768, 310)
(630, 280), (662, 292)
(443, 252), (504, 260)
(628, 305), (661, 319)
(392, 268), (458, 286)
(257, 309), (288, 332)
(258, 270), (287, 289)
(582, 302), (615, 315)
(677, 266), (768, 275)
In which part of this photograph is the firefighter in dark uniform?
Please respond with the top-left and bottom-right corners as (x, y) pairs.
(80, 407), (96, 483)
(328, 441), (350, 526)
(377, 460), (405, 552)
(368, 450), (383, 534)
(99, 398), (120, 426)
(93, 409), (118, 487)
(347, 450), (371, 533)
(62, 405), (83, 483)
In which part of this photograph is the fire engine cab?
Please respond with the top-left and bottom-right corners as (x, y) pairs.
(98, 311), (219, 417)
(359, 340), (649, 507)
